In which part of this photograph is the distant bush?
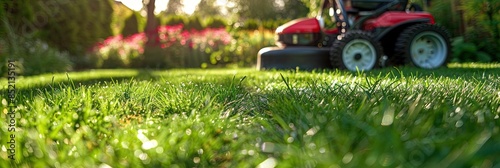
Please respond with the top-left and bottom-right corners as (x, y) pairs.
(91, 23), (276, 69)
(121, 12), (140, 37)
(92, 24), (235, 69)
(451, 37), (491, 63)
(36, 0), (114, 56)
(240, 19), (260, 30)
(463, 27), (500, 62)
(204, 17), (227, 28)
(165, 15), (187, 26)
(185, 15), (204, 31)
(0, 36), (72, 77)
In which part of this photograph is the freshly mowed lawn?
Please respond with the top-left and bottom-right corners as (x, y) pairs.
(1, 63), (499, 167)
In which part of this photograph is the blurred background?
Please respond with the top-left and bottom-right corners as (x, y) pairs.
(1, 0), (499, 76)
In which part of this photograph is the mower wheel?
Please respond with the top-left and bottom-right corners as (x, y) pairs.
(395, 24), (451, 69)
(330, 31), (383, 71)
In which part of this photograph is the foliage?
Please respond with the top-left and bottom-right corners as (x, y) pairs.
(428, 0), (500, 62)
(461, 0), (500, 39)
(0, 36), (72, 76)
(204, 17), (227, 29)
(195, 0), (221, 16)
(91, 24), (235, 69)
(451, 37), (492, 63)
(34, 0), (114, 56)
(300, 0), (323, 17)
(185, 15), (204, 31)
(229, 0), (280, 20)
(164, 15), (188, 26)
(1, 0), (37, 35)
(237, 19), (290, 31)
(460, 0), (500, 62)
(121, 12), (141, 37)
(239, 19), (260, 30)
(163, 0), (183, 15)
(1, 65), (500, 167)
(279, 0), (310, 19)
(428, 0), (461, 36)
(111, 0), (135, 35)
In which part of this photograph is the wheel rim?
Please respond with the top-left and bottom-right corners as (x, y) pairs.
(410, 31), (447, 68)
(342, 39), (377, 71)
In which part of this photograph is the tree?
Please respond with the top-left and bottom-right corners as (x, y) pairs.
(121, 12), (140, 37)
(229, 0), (280, 20)
(141, 0), (165, 68)
(300, 0), (322, 16)
(461, 0), (500, 40)
(144, 0), (158, 46)
(280, 0), (309, 19)
(164, 0), (183, 15)
(195, 0), (221, 16)
(35, 0), (114, 56)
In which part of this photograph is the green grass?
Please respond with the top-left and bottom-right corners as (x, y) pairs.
(1, 63), (500, 167)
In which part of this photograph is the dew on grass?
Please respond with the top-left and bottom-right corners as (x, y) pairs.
(137, 129), (149, 142)
(248, 150), (255, 156)
(319, 147), (326, 154)
(261, 142), (275, 153)
(186, 129), (192, 136)
(257, 157), (277, 168)
(379, 154), (395, 166)
(142, 140), (158, 150)
(342, 152), (353, 164)
(381, 108), (395, 126)
(306, 126), (319, 136)
(121, 142), (129, 149)
(308, 143), (317, 150)
(193, 157), (201, 164)
(198, 148), (204, 155)
(455, 120), (464, 128)
(156, 147), (164, 154)
(68, 146), (77, 156)
(287, 137), (294, 143)
(106, 145), (115, 155)
(98, 163), (112, 168)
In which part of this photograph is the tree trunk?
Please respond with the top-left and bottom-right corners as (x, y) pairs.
(142, 0), (162, 68)
(145, 0), (157, 46)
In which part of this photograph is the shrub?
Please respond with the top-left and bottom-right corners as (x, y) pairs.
(92, 24), (234, 69)
(204, 17), (227, 28)
(185, 15), (204, 31)
(91, 23), (277, 69)
(35, 0), (114, 56)
(121, 12), (140, 37)
(165, 15), (187, 26)
(452, 37), (492, 63)
(240, 19), (260, 30)
(0, 36), (72, 77)
(464, 27), (500, 62)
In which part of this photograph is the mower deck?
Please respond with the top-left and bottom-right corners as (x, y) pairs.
(257, 47), (332, 70)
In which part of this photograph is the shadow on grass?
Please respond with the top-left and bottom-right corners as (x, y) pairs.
(3, 69), (162, 98)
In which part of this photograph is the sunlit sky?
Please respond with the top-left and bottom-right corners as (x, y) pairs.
(116, 0), (228, 15)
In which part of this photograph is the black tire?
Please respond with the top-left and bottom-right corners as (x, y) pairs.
(394, 24), (451, 69)
(330, 31), (383, 71)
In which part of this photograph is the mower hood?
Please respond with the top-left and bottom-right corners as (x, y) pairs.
(275, 18), (322, 34)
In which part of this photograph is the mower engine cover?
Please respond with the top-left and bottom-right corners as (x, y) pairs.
(275, 18), (323, 47)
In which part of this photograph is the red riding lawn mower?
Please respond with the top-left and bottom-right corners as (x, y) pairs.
(257, 0), (451, 71)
